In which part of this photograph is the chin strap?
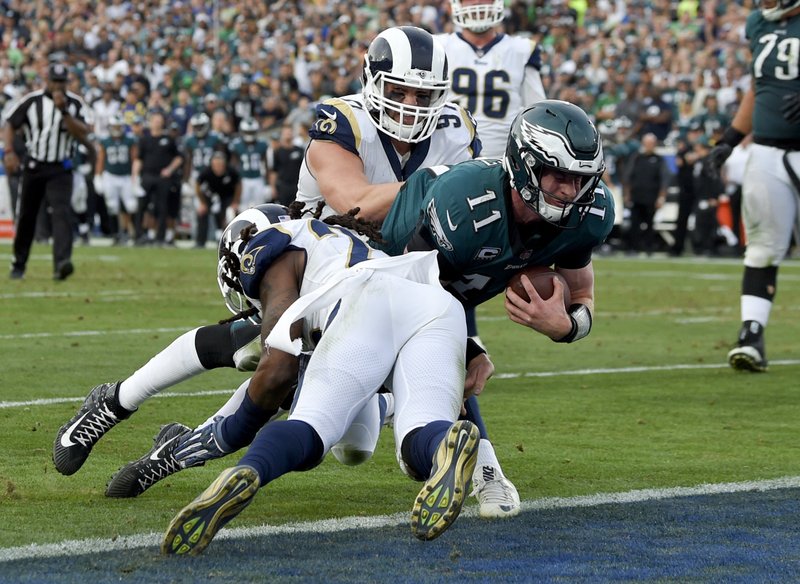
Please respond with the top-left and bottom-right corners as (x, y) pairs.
(555, 303), (593, 343)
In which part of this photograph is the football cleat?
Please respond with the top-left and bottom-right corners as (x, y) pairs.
(728, 320), (768, 373)
(471, 467), (521, 519)
(161, 465), (260, 556)
(172, 418), (231, 467)
(53, 382), (133, 475)
(411, 420), (479, 541)
(105, 422), (192, 498)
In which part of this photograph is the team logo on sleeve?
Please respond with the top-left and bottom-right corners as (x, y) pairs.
(426, 200), (454, 251)
(240, 245), (265, 276)
(314, 118), (337, 135)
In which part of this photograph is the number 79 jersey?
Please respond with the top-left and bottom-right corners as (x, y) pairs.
(746, 10), (800, 141)
(377, 159), (615, 307)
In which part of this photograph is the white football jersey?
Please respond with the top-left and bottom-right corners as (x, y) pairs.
(436, 32), (546, 158)
(295, 93), (481, 217)
(238, 217), (440, 352)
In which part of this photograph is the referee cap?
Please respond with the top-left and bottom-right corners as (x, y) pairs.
(48, 63), (69, 82)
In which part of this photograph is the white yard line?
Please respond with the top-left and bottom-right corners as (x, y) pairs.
(1, 475), (799, 563)
(0, 327), (189, 341)
(2, 360), (799, 410)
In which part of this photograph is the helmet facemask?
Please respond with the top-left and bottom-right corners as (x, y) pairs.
(362, 69), (449, 143)
(509, 150), (601, 228)
(216, 204), (291, 320)
(759, 0), (800, 20)
(451, 0), (504, 33)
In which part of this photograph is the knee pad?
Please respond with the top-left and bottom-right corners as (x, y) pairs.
(331, 444), (373, 466)
(194, 321), (260, 370)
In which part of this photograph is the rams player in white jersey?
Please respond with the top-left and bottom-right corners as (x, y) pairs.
(53, 26), (520, 521)
(294, 25), (480, 221)
(436, 0), (546, 159)
(160, 206), (479, 553)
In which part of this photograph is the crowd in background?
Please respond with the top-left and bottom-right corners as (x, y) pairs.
(0, 0), (756, 253)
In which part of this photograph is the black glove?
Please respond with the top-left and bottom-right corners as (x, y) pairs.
(781, 92), (800, 124)
(706, 142), (733, 179)
(706, 127), (745, 180)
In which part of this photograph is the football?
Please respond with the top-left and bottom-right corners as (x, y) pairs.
(507, 265), (572, 307)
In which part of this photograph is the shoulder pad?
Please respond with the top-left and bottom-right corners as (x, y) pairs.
(309, 97), (363, 155)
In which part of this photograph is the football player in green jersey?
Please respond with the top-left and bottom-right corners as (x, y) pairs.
(708, 0), (800, 372)
(380, 99), (613, 343)
(230, 118), (270, 208)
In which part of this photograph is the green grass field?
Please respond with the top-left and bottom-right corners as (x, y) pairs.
(1, 242), (799, 550)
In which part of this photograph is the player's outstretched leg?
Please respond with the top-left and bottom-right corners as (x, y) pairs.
(161, 465), (260, 556)
(105, 422), (192, 498)
(411, 420), (479, 541)
(53, 382), (133, 475)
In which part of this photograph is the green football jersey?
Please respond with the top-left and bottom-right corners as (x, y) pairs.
(377, 159), (615, 307)
(231, 138), (268, 179)
(184, 133), (225, 172)
(747, 10), (800, 141)
(100, 135), (135, 176)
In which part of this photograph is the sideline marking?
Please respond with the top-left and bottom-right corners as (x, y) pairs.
(3, 360), (800, 410)
(1, 475), (799, 563)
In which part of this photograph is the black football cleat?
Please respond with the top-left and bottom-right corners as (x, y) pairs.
(53, 382), (133, 475)
(105, 422), (192, 498)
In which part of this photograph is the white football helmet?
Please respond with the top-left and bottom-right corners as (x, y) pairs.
(190, 112), (210, 137)
(217, 203), (291, 318)
(361, 26), (449, 143)
(758, 0), (800, 20)
(451, 0), (504, 33)
(239, 118), (259, 143)
(108, 114), (124, 138)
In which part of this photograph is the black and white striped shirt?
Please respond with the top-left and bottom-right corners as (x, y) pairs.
(2, 89), (92, 164)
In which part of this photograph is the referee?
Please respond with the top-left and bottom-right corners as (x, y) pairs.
(4, 62), (93, 280)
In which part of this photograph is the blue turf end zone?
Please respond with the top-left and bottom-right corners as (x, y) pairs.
(3, 488), (800, 583)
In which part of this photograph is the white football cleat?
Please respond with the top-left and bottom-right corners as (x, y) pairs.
(471, 466), (521, 518)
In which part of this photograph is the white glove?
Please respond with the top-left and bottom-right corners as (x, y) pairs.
(93, 174), (104, 195)
(181, 182), (194, 198)
(133, 179), (146, 198)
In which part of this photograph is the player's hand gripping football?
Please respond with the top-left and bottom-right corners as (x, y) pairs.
(505, 275), (572, 341)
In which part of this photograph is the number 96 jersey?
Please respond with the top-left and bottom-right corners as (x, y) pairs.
(436, 33), (545, 158)
(295, 93), (481, 218)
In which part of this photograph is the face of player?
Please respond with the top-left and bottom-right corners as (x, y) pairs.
(539, 168), (582, 208)
(384, 81), (433, 126)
